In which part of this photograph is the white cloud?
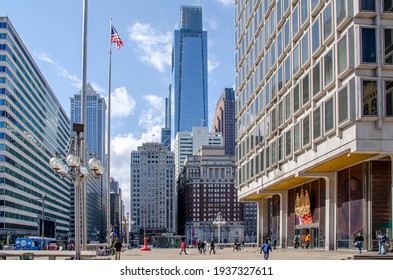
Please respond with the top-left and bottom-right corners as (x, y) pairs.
(109, 87), (136, 118)
(216, 0), (234, 7)
(35, 51), (81, 88)
(208, 56), (220, 73)
(138, 95), (165, 129)
(205, 17), (218, 30)
(128, 23), (173, 73)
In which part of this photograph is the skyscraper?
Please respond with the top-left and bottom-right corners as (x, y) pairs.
(0, 17), (71, 242)
(161, 85), (171, 150)
(172, 5), (208, 135)
(130, 143), (176, 237)
(212, 88), (236, 156)
(70, 83), (106, 241)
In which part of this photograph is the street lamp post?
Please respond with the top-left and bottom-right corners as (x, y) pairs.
(41, 194), (46, 250)
(213, 212), (226, 249)
(49, 123), (103, 260)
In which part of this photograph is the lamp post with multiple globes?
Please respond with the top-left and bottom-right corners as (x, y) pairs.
(49, 123), (103, 260)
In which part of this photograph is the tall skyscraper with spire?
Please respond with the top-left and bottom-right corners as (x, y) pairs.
(172, 5), (208, 135)
(70, 83), (107, 241)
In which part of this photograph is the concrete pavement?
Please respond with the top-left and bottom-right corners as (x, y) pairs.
(110, 247), (377, 260)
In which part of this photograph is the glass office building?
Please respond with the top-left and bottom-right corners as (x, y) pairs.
(70, 83), (106, 241)
(0, 17), (71, 243)
(172, 5), (208, 134)
(235, 1), (393, 251)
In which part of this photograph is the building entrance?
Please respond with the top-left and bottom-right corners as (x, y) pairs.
(295, 224), (319, 249)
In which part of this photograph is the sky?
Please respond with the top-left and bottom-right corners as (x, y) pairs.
(2, 0), (235, 213)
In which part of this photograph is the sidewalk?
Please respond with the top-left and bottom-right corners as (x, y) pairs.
(113, 247), (367, 260)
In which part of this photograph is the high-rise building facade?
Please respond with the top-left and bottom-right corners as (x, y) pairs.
(174, 127), (223, 180)
(0, 17), (71, 243)
(130, 143), (176, 235)
(110, 178), (124, 241)
(235, 1), (393, 251)
(178, 146), (243, 243)
(212, 88), (236, 156)
(70, 82), (106, 242)
(172, 5), (208, 135)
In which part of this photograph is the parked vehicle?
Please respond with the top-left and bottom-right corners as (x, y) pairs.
(15, 236), (57, 250)
(3, 244), (16, 250)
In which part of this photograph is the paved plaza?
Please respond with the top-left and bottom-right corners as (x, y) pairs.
(99, 247), (381, 261)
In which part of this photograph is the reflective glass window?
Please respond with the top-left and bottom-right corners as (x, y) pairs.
(362, 28), (376, 63)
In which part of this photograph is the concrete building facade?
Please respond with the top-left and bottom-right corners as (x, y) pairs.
(235, 0), (393, 250)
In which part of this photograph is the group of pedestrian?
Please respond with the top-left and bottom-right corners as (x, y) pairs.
(353, 230), (387, 255)
(179, 239), (216, 255)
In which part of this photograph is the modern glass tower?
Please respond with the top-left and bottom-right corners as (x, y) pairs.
(0, 17), (71, 243)
(70, 83), (106, 242)
(172, 5), (208, 135)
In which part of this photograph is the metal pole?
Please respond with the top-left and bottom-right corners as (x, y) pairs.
(74, 177), (82, 260)
(41, 195), (45, 250)
(80, 0), (88, 251)
(106, 18), (113, 246)
(126, 213), (129, 248)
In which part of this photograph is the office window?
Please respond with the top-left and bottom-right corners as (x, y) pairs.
(284, 54), (291, 85)
(278, 135), (284, 161)
(362, 28), (377, 63)
(284, 20), (290, 49)
(271, 107), (277, 132)
(277, 0), (282, 24)
(271, 73), (277, 100)
(324, 96), (334, 133)
(293, 43), (300, 74)
(361, 0), (375, 10)
(302, 72), (310, 105)
(265, 83), (270, 105)
(383, 1), (393, 12)
(292, 4), (299, 36)
(336, 0), (347, 25)
(285, 93), (291, 121)
(278, 65), (283, 92)
(266, 145), (270, 168)
(313, 106), (322, 140)
(301, 0), (309, 26)
(285, 129), (292, 157)
(271, 140), (277, 166)
(301, 31), (310, 66)
(323, 3), (333, 42)
(294, 122), (301, 152)
(324, 49), (334, 86)
(384, 29), (393, 64)
(338, 85), (349, 124)
(313, 62), (321, 96)
(362, 80), (378, 116)
(337, 34), (348, 75)
(277, 31), (283, 59)
(312, 18), (321, 54)
(302, 115), (310, 147)
(293, 83), (301, 113)
(283, 0), (289, 14)
(386, 80), (393, 116)
(278, 100), (284, 126)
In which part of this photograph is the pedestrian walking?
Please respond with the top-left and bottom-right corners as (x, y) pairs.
(209, 240), (216, 254)
(114, 238), (122, 260)
(179, 240), (187, 255)
(260, 240), (272, 260)
(377, 230), (387, 255)
(354, 232), (364, 254)
(305, 234), (311, 249)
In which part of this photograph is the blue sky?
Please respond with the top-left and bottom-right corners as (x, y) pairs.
(2, 0), (235, 211)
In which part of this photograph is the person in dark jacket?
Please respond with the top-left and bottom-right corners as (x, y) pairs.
(114, 238), (122, 260)
(260, 240), (272, 260)
(209, 240), (216, 254)
(354, 232), (364, 254)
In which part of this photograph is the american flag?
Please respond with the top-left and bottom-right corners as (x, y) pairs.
(111, 26), (123, 49)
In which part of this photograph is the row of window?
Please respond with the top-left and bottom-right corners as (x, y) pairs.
(237, 77), (392, 184)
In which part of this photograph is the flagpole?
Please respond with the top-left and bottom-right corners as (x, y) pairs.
(81, 0), (88, 252)
(106, 18), (112, 247)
